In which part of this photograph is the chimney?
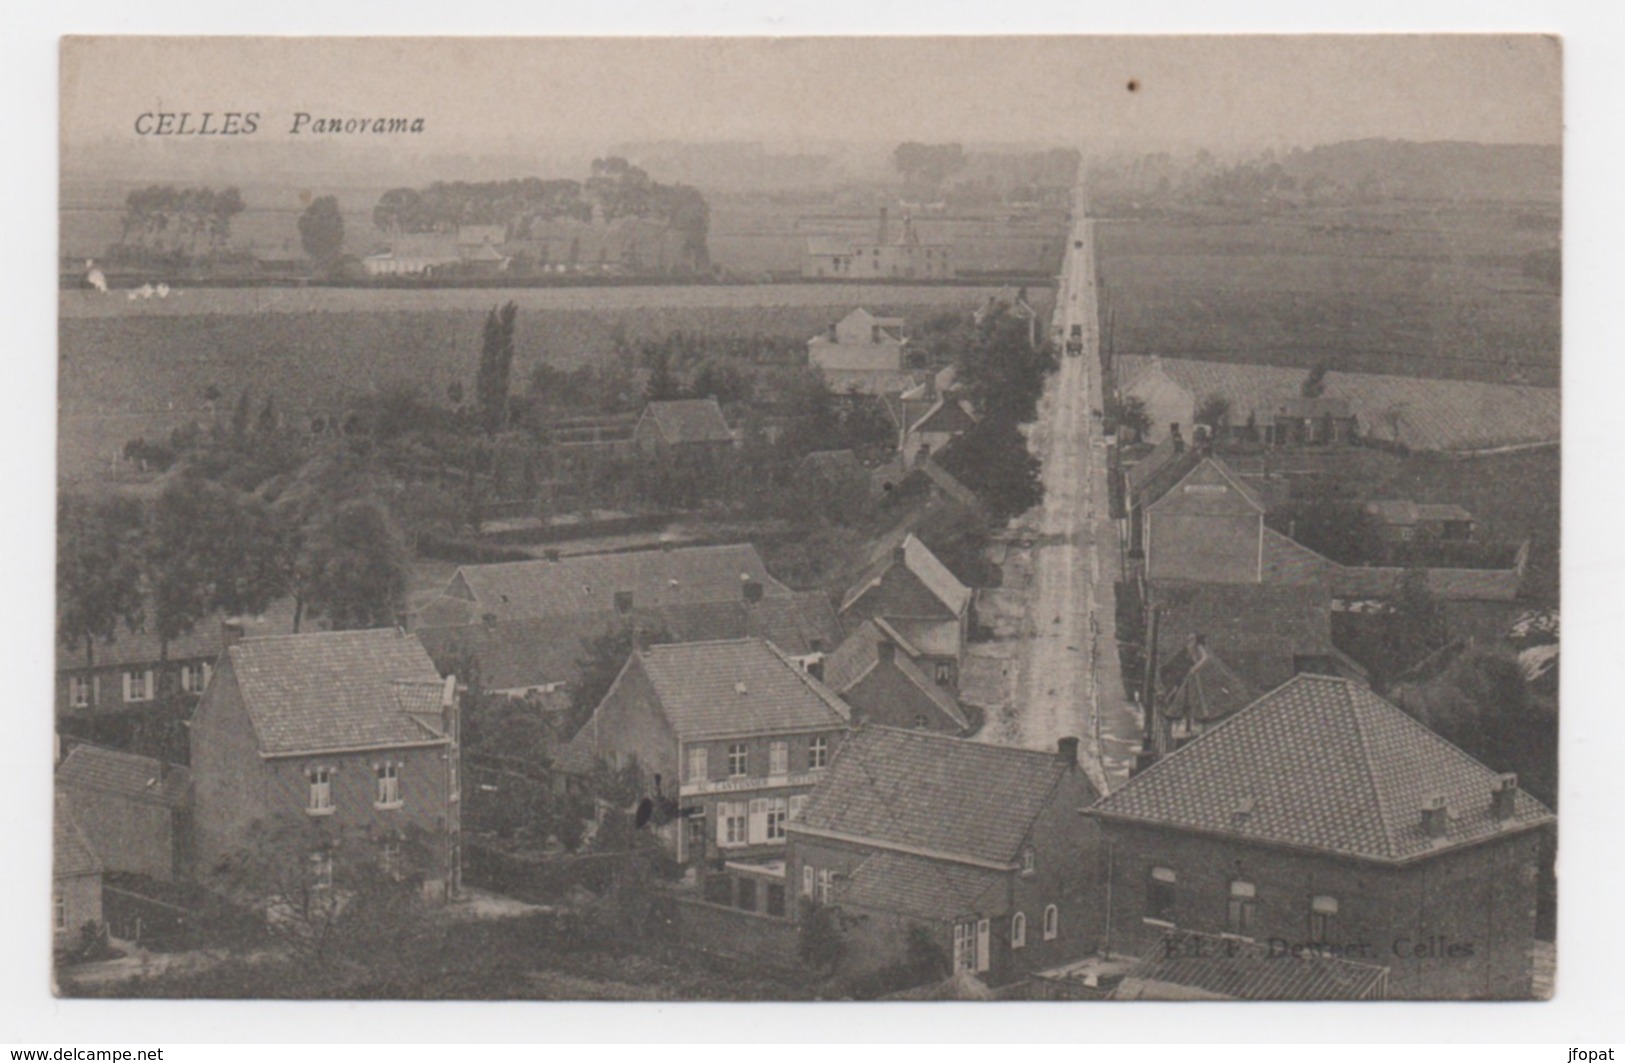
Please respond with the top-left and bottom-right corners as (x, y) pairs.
(877, 639), (897, 665)
(1057, 736), (1080, 766)
(892, 543), (908, 566)
(742, 575), (764, 603)
(1170, 424), (1185, 454)
(1421, 795), (1450, 839)
(878, 206), (890, 245)
(220, 619), (245, 650)
(1492, 773), (1520, 822)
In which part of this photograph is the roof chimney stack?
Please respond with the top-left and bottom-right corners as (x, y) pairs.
(1170, 423), (1185, 454)
(892, 543), (908, 565)
(1492, 773), (1520, 822)
(220, 619), (245, 650)
(1421, 794), (1450, 839)
(742, 575), (764, 603)
(877, 638), (897, 665)
(1057, 736), (1080, 766)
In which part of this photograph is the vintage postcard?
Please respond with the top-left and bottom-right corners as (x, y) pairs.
(53, 35), (1560, 1002)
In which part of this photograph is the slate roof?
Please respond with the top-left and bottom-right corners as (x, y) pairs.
(1116, 355), (1559, 453)
(629, 638), (850, 741)
(839, 850), (1007, 921)
(223, 629), (449, 756)
(795, 726), (1087, 865)
(639, 398), (734, 446)
(56, 745), (190, 809)
(1115, 931), (1389, 1001)
(447, 544), (788, 623)
(1091, 675), (1555, 864)
(1150, 581), (1334, 692)
(841, 533), (972, 618)
(55, 794), (102, 879)
(1129, 446), (1205, 511)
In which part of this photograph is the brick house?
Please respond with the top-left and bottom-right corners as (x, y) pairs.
(634, 397), (735, 455)
(53, 792), (103, 950)
(189, 629), (463, 901)
(787, 727), (1103, 986)
(56, 619), (226, 721)
(56, 745), (191, 882)
(839, 534), (972, 689)
(1088, 674), (1555, 1000)
(821, 620), (970, 735)
(1142, 455), (1267, 585)
(563, 637), (851, 904)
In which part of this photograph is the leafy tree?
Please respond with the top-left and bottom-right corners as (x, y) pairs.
(475, 302), (519, 436)
(939, 416), (1043, 522)
(296, 195), (345, 272)
(891, 142), (967, 194)
(57, 494), (146, 709)
(1194, 394), (1231, 431)
(1112, 395), (1153, 442)
(294, 499), (409, 631)
(643, 347), (682, 402)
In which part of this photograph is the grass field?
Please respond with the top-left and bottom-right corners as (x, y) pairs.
(1096, 203), (1560, 386)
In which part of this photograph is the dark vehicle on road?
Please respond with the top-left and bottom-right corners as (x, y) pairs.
(1066, 322), (1083, 357)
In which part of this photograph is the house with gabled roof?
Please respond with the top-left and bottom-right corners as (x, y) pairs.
(634, 397), (735, 454)
(839, 534), (973, 688)
(787, 726), (1103, 985)
(1147, 636), (1257, 760)
(564, 637), (851, 909)
(189, 628), (462, 901)
(56, 745), (191, 882)
(1088, 674), (1555, 1000)
(821, 620), (970, 735)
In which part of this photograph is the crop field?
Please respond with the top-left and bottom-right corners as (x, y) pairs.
(58, 283), (1052, 482)
(1095, 203), (1560, 386)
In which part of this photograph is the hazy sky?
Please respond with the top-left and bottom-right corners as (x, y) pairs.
(62, 35), (1560, 157)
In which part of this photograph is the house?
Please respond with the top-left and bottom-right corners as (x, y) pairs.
(413, 612), (610, 702)
(634, 397), (735, 454)
(1367, 500), (1478, 544)
(362, 225), (512, 277)
(802, 208), (954, 281)
(1268, 397), (1358, 445)
(1147, 581), (1353, 694)
(189, 629), (462, 901)
(1141, 454), (1268, 584)
(787, 727), (1103, 985)
(564, 638), (851, 893)
(821, 620), (970, 735)
(1145, 637), (1257, 760)
(899, 396), (978, 469)
(807, 309), (908, 373)
(53, 793), (103, 951)
(56, 745), (191, 882)
(1087, 674), (1555, 999)
(839, 534), (973, 688)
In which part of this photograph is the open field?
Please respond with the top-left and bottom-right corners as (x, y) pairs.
(1096, 203), (1559, 386)
(58, 283), (1053, 483)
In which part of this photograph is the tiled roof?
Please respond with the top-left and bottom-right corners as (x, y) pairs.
(448, 544), (788, 623)
(796, 726), (1086, 865)
(631, 638), (850, 741)
(640, 398), (733, 445)
(224, 629), (448, 756)
(823, 619), (923, 693)
(1117, 355), (1559, 452)
(1150, 581), (1333, 692)
(1157, 642), (1257, 725)
(414, 612), (614, 692)
(909, 398), (977, 436)
(839, 850), (1006, 921)
(1116, 931), (1388, 1001)
(741, 592), (846, 658)
(841, 534), (972, 617)
(55, 600), (300, 674)
(1130, 447), (1205, 511)
(1331, 564), (1524, 603)
(1259, 528), (1340, 585)
(1123, 436), (1181, 494)
(54, 793), (101, 878)
(1091, 675), (1555, 863)
(56, 745), (190, 809)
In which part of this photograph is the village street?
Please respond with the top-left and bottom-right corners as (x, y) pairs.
(968, 182), (1139, 794)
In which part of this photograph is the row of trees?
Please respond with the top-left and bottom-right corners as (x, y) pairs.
(115, 185), (246, 259)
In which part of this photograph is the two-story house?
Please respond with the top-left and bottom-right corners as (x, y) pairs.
(820, 620), (970, 735)
(838, 534), (972, 689)
(189, 628), (462, 901)
(563, 637), (851, 911)
(787, 727), (1103, 986)
(1088, 674), (1555, 1000)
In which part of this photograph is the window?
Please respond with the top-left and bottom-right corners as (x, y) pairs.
(1309, 895), (1339, 941)
(685, 811), (707, 858)
(1021, 846), (1036, 876)
(1227, 880), (1257, 936)
(802, 865), (815, 898)
(770, 741), (789, 776)
(380, 839), (402, 876)
(687, 746), (708, 783)
(788, 794), (810, 822)
(808, 736), (829, 770)
(766, 798), (789, 842)
(953, 922), (976, 972)
(54, 894), (66, 931)
(375, 762), (401, 808)
(307, 767), (334, 814)
(180, 662), (212, 695)
(934, 662), (952, 686)
(727, 743), (748, 778)
(816, 868), (833, 905)
(310, 850), (333, 890)
(67, 675), (93, 709)
(718, 802), (748, 847)
(122, 669), (155, 703)
(1146, 866), (1177, 924)
(1043, 904), (1059, 940)
(1011, 911), (1027, 949)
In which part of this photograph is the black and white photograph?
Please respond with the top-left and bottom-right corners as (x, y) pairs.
(45, 33), (1566, 1009)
